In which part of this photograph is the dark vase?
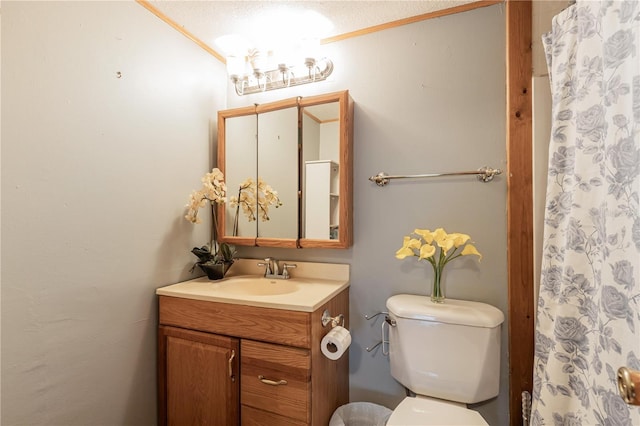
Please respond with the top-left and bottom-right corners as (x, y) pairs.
(198, 261), (233, 280)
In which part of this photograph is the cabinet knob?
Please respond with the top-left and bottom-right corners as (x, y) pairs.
(258, 375), (288, 386)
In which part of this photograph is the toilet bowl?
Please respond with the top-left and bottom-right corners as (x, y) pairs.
(386, 396), (489, 426)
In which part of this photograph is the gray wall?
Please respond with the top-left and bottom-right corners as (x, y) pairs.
(2, 2), (510, 425)
(1, 1), (226, 424)
(234, 4), (508, 425)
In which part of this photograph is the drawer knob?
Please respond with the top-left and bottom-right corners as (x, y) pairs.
(258, 375), (288, 386)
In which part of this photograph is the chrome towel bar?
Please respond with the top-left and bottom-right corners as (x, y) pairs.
(368, 166), (502, 186)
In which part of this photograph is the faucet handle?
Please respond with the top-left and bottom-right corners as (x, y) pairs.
(282, 263), (297, 279)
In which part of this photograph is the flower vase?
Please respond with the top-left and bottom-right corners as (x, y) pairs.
(431, 268), (445, 303)
(199, 261), (233, 280)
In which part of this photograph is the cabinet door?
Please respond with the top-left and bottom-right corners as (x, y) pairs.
(159, 326), (239, 426)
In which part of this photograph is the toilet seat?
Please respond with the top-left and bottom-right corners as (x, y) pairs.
(386, 396), (489, 426)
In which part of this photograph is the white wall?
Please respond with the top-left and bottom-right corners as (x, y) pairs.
(319, 121), (339, 163)
(233, 4), (508, 425)
(1, 1), (226, 424)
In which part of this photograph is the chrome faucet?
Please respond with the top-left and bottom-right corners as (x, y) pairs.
(257, 258), (274, 276)
(257, 258), (296, 279)
(270, 257), (280, 276)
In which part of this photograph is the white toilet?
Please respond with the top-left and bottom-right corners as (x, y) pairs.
(385, 294), (505, 426)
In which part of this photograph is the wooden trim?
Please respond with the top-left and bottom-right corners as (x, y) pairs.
(506, 1), (534, 425)
(298, 239), (347, 249)
(221, 236), (257, 246)
(303, 110), (322, 124)
(255, 238), (298, 248)
(297, 90), (349, 108)
(321, 0), (503, 44)
(218, 90), (353, 249)
(255, 97), (299, 114)
(342, 93), (355, 247)
(157, 326), (167, 426)
(298, 90), (353, 249)
(135, 0), (226, 62)
(303, 109), (339, 124)
(219, 105), (257, 119)
(310, 289), (350, 425)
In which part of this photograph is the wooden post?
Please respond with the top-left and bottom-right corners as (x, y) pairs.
(506, 1), (534, 425)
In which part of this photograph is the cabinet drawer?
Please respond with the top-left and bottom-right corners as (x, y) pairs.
(159, 296), (311, 348)
(241, 340), (311, 423)
(242, 405), (307, 426)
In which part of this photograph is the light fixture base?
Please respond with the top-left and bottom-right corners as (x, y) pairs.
(232, 58), (333, 96)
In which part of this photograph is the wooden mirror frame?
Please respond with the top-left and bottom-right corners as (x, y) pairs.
(217, 90), (354, 249)
(298, 91), (354, 249)
(217, 104), (260, 248)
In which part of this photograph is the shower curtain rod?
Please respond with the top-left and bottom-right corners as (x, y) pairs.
(368, 166), (502, 186)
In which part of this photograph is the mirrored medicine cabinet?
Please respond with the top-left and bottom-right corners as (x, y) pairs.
(217, 90), (354, 249)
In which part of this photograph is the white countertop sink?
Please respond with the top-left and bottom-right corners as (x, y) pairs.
(156, 259), (350, 312)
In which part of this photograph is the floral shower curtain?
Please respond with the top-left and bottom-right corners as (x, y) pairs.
(531, 1), (640, 425)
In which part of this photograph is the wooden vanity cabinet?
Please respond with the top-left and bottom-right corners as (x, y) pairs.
(157, 289), (349, 426)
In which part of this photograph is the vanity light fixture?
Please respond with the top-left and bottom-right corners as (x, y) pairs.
(216, 8), (335, 96)
(226, 49), (333, 96)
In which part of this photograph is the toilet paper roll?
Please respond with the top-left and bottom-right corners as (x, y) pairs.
(321, 325), (351, 360)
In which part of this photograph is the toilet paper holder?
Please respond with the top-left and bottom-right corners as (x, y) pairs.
(321, 310), (345, 328)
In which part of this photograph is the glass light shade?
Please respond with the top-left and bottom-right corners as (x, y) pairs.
(250, 49), (270, 73)
(226, 55), (246, 78)
(273, 43), (298, 69)
(215, 34), (250, 56)
(300, 37), (320, 59)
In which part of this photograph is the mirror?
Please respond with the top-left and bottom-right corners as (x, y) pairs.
(218, 106), (258, 247)
(301, 102), (340, 240)
(255, 101), (299, 240)
(218, 90), (353, 249)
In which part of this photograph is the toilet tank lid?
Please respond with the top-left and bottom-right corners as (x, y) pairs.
(386, 294), (504, 328)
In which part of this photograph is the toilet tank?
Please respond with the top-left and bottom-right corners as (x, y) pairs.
(386, 294), (504, 404)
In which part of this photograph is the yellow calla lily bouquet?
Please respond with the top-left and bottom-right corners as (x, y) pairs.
(396, 228), (482, 303)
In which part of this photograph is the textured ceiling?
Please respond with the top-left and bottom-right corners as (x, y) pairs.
(150, 1), (481, 54)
